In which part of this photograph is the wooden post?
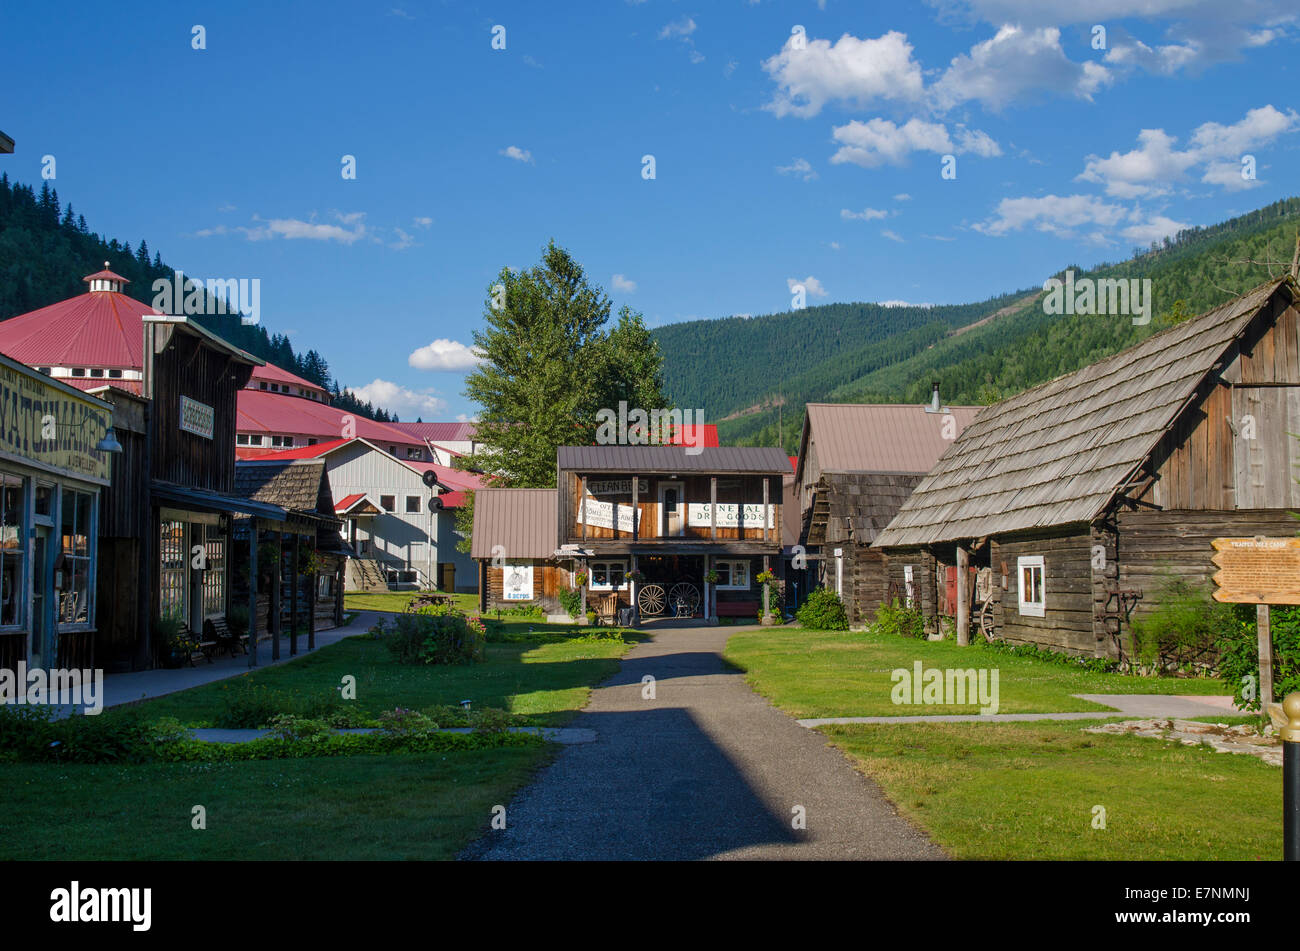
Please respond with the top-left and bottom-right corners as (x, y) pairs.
(271, 532), (281, 661)
(248, 521), (259, 668)
(580, 475), (587, 541)
(762, 477), (769, 544)
(703, 553), (711, 623)
(578, 557), (587, 624)
(710, 476), (717, 540)
(290, 532), (300, 656)
(631, 553), (639, 626)
(956, 543), (970, 646)
(307, 542), (317, 650)
(631, 476), (639, 541)
(762, 554), (772, 624)
(1259, 603), (1274, 709)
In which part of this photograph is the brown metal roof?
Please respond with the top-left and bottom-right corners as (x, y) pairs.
(801, 403), (982, 474)
(557, 445), (790, 473)
(470, 488), (558, 560)
(875, 278), (1293, 548)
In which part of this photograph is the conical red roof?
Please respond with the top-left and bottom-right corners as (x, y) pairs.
(0, 272), (159, 368)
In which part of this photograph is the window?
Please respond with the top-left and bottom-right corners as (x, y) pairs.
(71, 368), (85, 377)
(388, 446), (397, 455)
(589, 560), (628, 590)
(108, 369), (122, 379)
(200, 523), (225, 619)
(270, 435), (294, 448)
(59, 488), (94, 626)
(89, 368), (103, 378)
(715, 560), (750, 590)
(159, 520), (186, 620)
(236, 434), (250, 446)
(307, 438), (318, 445)
(406, 448), (421, 460)
(405, 496), (421, 513)
(259, 382), (268, 390)
(1017, 556), (1045, 618)
(380, 495), (396, 512)
(0, 472), (26, 627)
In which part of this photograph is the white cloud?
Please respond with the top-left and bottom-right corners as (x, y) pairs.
(389, 227), (415, 250)
(841, 206), (890, 220)
(763, 30), (925, 118)
(611, 273), (637, 292)
(412, 216), (433, 228)
(499, 145), (534, 164)
(931, 25), (1111, 111)
(776, 158), (818, 181)
(408, 339), (483, 371)
(658, 16), (697, 39)
(880, 299), (934, 307)
(243, 212), (368, 244)
(828, 241), (841, 250)
(787, 275), (828, 297)
(1121, 214), (1191, 245)
(881, 229), (906, 243)
(1077, 105), (1300, 196)
(350, 379), (448, 419)
(830, 117), (999, 168)
(894, 193), (912, 201)
(974, 194), (1129, 238)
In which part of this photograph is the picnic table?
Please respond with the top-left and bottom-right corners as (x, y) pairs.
(405, 592), (456, 612)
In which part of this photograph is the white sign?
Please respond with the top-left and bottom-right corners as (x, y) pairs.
(180, 395), (214, 440)
(587, 478), (648, 496)
(502, 563), (534, 601)
(577, 497), (638, 532)
(686, 502), (774, 529)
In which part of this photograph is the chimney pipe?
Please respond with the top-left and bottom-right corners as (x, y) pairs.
(924, 380), (949, 415)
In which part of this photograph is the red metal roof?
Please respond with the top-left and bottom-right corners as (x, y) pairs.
(237, 436), (351, 461)
(237, 390), (425, 446)
(386, 421), (477, 442)
(83, 267), (129, 285)
(334, 492), (376, 514)
(433, 490), (466, 509)
(0, 288), (156, 368)
(62, 377), (144, 395)
(403, 460), (488, 491)
(250, 362), (330, 396)
(665, 423), (719, 448)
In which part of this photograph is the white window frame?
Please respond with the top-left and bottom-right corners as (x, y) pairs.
(1017, 555), (1046, 618)
(588, 559), (629, 591)
(715, 559), (750, 591)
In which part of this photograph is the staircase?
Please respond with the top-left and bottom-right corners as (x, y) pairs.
(346, 557), (391, 594)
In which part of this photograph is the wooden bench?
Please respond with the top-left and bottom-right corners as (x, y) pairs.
(715, 601), (760, 618)
(204, 616), (247, 658)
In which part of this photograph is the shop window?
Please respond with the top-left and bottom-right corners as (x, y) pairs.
(1017, 556), (1045, 618)
(159, 520), (186, 621)
(589, 560), (628, 590)
(380, 495), (396, 512)
(201, 524), (226, 619)
(0, 472), (27, 627)
(715, 560), (750, 590)
(59, 488), (94, 626)
(108, 369), (122, 379)
(405, 496), (421, 513)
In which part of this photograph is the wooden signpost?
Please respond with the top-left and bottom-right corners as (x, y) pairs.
(1212, 537), (1300, 709)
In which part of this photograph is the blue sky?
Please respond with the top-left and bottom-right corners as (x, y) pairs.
(4, 0), (1299, 421)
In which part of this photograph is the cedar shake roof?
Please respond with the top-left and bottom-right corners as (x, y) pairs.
(470, 488), (558, 560)
(799, 403), (982, 475)
(235, 459), (336, 517)
(875, 278), (1295, 548)
(557, 445), (790, 474)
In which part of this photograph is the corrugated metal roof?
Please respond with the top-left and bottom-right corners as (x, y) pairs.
(387, 421), (478, 442)
(875, 278), (1292, 548)
(0, 289), (155, 367)
(801, 403), (982, 475)
(557, 445), (790, 473)
(471, 488), (557, 560)
(250, 362), (330, 395)
(237, 390), (425, 446)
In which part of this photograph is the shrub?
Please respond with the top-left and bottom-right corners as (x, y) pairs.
(0, 706), (157, 764)
(557, 586), (583, 619)
(795, 587), (849, 631)
(756, 583), (783, 622)
(1216, 604), (1300, 710)
(373, 612), (486, 665)
(1129, 576), (1241, 673)
(869, 599), (924, 639)
(426, 704), (470, 727)
(265, 714), (331, 742)
(979, 638), (1120, 673)
(469, 706), (515, 734)
(377, 707), (439, 735)
(215, 679), (286, 729)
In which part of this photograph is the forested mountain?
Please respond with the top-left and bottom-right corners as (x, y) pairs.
(0, 174), (395, 420)
(654, 197), (1300, 452)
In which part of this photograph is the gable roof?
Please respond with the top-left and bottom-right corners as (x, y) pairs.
(875, 278), (1295, 548)
(237, 389), (424, 446)
(0, 287), (157, 368)
(234, 459), (336, 517)
(335, 492), (381, 515)
(250, 362), (330, 397)
(797, 402), (982, 478)
(557, 445), (790, 474)
(387, 421), (478, 442)
(470, 488), (558, 560)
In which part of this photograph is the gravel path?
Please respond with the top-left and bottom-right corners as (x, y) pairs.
(797, 693), (1241, 727)
(462, 625), (943, 861)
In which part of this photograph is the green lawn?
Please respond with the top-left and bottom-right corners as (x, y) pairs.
(2, 625), (637, 860)
(824, 720), (1281, 860)
(725, 627), (1229, 718)
(0, 749), (545, 860)
(344, 591), (481, 614)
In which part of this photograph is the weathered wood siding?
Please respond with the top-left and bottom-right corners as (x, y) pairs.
(483, 560), (565, 610)
(989, 528), (1096, 656)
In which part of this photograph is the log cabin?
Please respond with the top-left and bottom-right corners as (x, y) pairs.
(792, 400), (980, 626)
(472, 487), (567, 614)
(874, 277), (1300, 661)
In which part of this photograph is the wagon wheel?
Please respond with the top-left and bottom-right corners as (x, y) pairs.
(668, 583), (701, 617)
(638, 584), (666, 617)
(979, 597), (996, 642)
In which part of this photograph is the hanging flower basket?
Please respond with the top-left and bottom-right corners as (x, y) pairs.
(626, 569), (645, 584)
(574, 571), (589, 588)
(756, 569), (776, 585)
(704, 570), (720, 585)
